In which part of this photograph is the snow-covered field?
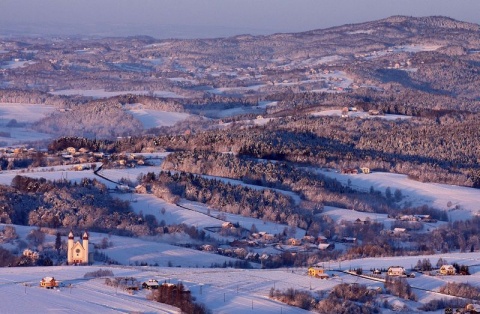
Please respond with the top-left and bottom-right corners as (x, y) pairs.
(125, 104), (193, 128)
(0, 264), (314, 314)
(311, 109), (412, 121)
(1, 249), (480, 313)
(322, 205), (395, 227)
(316, 169), (480, 220)
(0, 103), (55, 144)
(49, 89), (184, 99)
(1, 159), (480, 312)
(0, 60), (36, 69)
(0, 164), (306, 241)
(0, 103), (55, 123)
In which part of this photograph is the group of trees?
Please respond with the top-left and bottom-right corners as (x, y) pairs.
(1, 176), (157, 236)
(149, 282), (209, 314)
(270, 283), (379, 313)
(439, 282), (480, 300)
(384, 276), (417, 301)
(162, 151), (393, 214)
(145, 171), (298, 226)
(33, 100), (143, 139)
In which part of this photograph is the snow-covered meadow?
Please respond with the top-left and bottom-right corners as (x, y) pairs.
(316, 168), (480, 220)
(311, 109), (412, 121)
(49, 89), (185, 99)
(0, 103), (55, 145)
(1, 158), (480, 312)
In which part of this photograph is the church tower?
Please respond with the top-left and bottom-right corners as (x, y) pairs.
(67, 231), (74, 265)
(82, 231), (89, 264)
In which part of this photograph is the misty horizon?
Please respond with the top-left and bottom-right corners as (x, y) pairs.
(1, 0), (479, 39)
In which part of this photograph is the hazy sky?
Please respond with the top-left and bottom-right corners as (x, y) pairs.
(1, 0), (479, 38)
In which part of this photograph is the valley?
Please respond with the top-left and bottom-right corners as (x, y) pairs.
(0, 15), (479, 313)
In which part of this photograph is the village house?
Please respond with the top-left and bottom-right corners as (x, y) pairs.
(222, 222), (234, 229)
(399, 215), (418, 222)
(261, 232), (275, 240)
(341, 168), (358, 175)
(465, 304), (480, 313)
(360, 167), (370, 174)
(439, 264), (456, 275)
(317, 235), (328, 243)
(142, 279), (160, 290)
(387, 266), (406, 276)
(200, 244), (216, 252)
(308, 267), (329, 279)
(303, 235), (316, 243)
(393, 228), (407, 235)
(354, 218), (370, 225)
(40, 277), (58, 289)
(318, 243), (334, 250)
(286, 238), (302, 246)
(135, 185), (147, 194)
(246, 252), (259, 261)
(341, 237), (357, 244)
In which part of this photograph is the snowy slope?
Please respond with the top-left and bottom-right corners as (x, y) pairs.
(316, 168), (480, 220)
(0, 103), (55, 145)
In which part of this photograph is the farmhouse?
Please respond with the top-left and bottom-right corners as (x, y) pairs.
(465, 304), (480, 313)
(286, 238), (302, 246)
(341, 168), (358, 174)
(222, 222), (234, 229)
(317, 235), (328, 243)
(360, 167), (370, 174)
(318, 243), (334, 250)
(439, 264), (456, 275)
(67, 231), (93, 265)
(40, 277), (58, 289)
(387, 266), (406, 276)
(142, 279), (159, 290)
(341, 237), (357, 244)
(308, 267), (329, 279)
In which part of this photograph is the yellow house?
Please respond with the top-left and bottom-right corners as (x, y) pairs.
(287, 238), (302, 246)
(439, 265), (456, 275)
(40, 277), (58, 289)
(308, 267), (329, 279)
(360, 167), (370, 174)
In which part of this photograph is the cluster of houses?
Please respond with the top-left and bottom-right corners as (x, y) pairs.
(341, 167), (370, 175)
(394, 214), (436, 223)
(198, 231), (337, 263)
(0, 146), (40, 156)
(60, 147), (146, 169)
(375, 264), (459, 278)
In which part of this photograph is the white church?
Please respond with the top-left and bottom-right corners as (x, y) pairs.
(67, 231), (94, 265)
